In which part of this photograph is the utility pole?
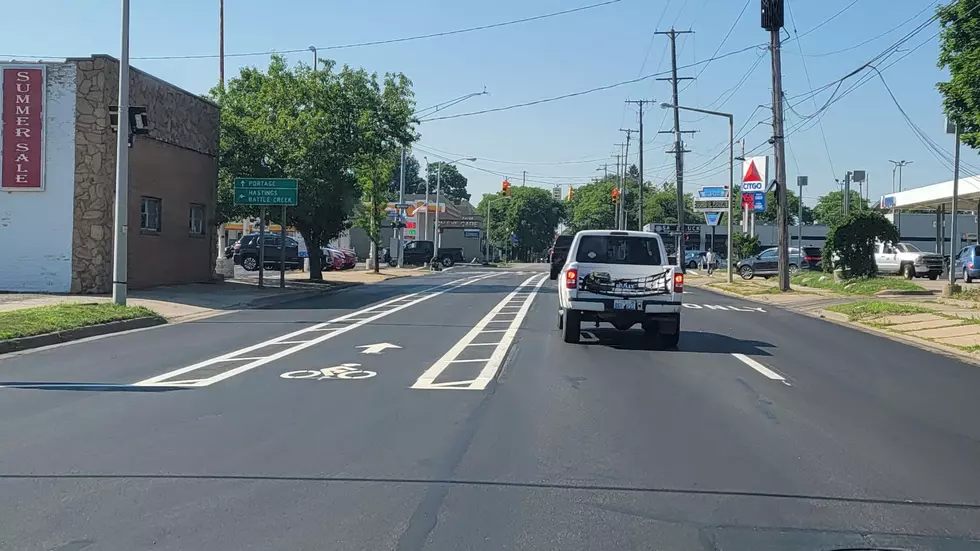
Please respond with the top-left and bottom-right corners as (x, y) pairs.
(613, 146), (626, 230)
(112, 0), (131, 305)
(888, 159), (912, 235)
(762, 0), (789, 292)
(949, 120), (962, 288)
(843, 171), (852, 217)
(397, 146), (406, 268)
(620, 128), (636, 230)
(797, 176), (807, 249)
(656, 28), (694, 264)
(522, 170), (526, 187)
(218, 0), (224, 86)
(626, 100), (655, 231)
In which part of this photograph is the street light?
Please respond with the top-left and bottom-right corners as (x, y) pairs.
(485, 195), (511, 264)
(661, 102), (735, 284)
(309, 46), (317, 71)
(433, 157), (476, 263)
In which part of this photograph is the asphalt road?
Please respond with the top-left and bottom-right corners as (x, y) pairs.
(2, 265), (980, 550)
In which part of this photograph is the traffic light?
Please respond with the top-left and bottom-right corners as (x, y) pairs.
(502, 180), (511, 196)
(611, 188), (620, 204)
(567, 185), (574, 201)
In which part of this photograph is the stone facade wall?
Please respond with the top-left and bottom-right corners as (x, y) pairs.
(70, 56), (219, 293)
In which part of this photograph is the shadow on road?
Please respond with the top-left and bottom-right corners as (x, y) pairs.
(582, 329), (776, 356)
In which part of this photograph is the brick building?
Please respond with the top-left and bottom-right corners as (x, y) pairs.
(0, 55), (219, 293)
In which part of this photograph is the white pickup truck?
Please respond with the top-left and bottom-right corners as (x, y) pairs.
(557, 230), (684, 347)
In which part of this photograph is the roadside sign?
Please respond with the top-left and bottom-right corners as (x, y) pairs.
(694, 185), (730, 212)
(697, 186), (728, 199)
(741, 192), (754, 210)
(741, 157), (768, 192)
(234, 178), (298, 206)
(753, 191), (766, 212)
(651, 224), (700, 234)
(703, 212), (722, 226)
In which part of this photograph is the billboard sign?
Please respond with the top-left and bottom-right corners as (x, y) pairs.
(741, 156), (768, 192)
(1, 65), (46, 190)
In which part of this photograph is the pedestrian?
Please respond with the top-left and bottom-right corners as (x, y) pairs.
(705, 249), (716, 275)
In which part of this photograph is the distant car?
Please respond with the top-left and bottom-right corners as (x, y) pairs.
(954, 244), (980, 283)
(233, 233), (302, 271)
(737, 247), (815, 280)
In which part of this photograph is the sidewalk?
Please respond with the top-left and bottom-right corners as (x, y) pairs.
(687, 271), (980, 364)
(0, 265), (427, 322)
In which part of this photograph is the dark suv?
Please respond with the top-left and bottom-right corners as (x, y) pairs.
(233, 234), (302, 271)
(549, 235), (574, 280)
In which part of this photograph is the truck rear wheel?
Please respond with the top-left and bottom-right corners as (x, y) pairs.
(441, 256), (455, 268)
(561, 310), (580, 343)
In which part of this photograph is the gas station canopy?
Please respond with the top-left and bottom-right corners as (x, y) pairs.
(879, 175), (980, 211)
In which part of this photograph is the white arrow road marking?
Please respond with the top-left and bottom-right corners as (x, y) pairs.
(134, 272), (500, 388)
(356, 342), (402, 355)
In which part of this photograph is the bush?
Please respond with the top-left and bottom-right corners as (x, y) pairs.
(823, 210), (899, 278)
(732, 233), (760, 261)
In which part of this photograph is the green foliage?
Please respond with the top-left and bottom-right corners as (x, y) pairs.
(476, 187), (564, 255)
(355, 155), (395, 273)
(424, 161), (470, 202)
(812, 190), (870, 228)
(565, 178), (617, 232)
(823, 210), (899, 277)
(212, 54), (416, 279)
(937, 0), (980, 149)
(732, 232), (760, 260)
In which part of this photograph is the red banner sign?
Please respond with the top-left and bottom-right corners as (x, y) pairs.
(1, 66), (45, 190)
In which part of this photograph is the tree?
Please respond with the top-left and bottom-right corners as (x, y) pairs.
(812, 190), (869, 228)
(355, 155), (394, 274)
(477, 187), (564, 257)
(389, 154), (425, 196)
(937, 0), (980, 149)
(214, 54), (416, 280)
(424, 161), (471, 202)
(565, 179), (617, 232)
(823, 210), (899, 277)
(732, 232), (761, 261)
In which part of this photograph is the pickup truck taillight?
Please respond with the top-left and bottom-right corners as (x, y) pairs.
(565, 268), (578, 289)
(673, 273), (684, 293)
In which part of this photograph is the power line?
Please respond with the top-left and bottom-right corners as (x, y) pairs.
(786, 0), (862, 42)
(2, 0), (627, 62)
(680, 0), (752, 93)
(420, 43), (764, 122)
(784, 1), (938, 58)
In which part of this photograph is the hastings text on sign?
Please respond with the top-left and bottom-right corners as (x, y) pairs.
(1, 66), (46, 190)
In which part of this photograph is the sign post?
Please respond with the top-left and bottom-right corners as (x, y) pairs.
(234, 178), (299, 288)
(741, 157), (768, 236)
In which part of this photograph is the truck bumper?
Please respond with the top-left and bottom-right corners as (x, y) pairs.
(567, 299), (682, 315)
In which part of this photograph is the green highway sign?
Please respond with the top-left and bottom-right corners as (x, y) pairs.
(234, 178), (298, 206)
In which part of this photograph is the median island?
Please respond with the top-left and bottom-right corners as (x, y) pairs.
(0, 303), (163, 341)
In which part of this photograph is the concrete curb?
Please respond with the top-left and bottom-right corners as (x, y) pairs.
(874, 289), (936, 297)
(245, 282), (363, 309)
(0, 316), (167, 355)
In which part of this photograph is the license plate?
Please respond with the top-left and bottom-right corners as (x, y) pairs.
(613, 299), (639, 311)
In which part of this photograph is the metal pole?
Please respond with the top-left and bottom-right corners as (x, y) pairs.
(111, 0), (131, 305)
(950, 122), (962, 286)
(485, 201), (491, 263)
(280, 206), (286, 288)
(423, 159), (430, 241)
(434, 165), (442, 263)
(218, 0), (224, 85)
(669, 30), (684, 267)
(397, 147), (406, 268)
(727, 115), (734, 283)
(798, 177), (806, 249)
(258, 207), (266, 288)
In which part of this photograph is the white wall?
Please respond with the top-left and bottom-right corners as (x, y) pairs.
(0, 63), (76, 292)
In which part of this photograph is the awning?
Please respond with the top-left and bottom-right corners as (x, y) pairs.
(879, 175), (980, 211)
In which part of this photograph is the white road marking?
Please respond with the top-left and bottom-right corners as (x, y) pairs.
(133, 273), (500, 388)
(731, 353), (788, 383)
(356, 342), (401, 355)
(682, 303), (766, 312)
(412, 273), (547, 390)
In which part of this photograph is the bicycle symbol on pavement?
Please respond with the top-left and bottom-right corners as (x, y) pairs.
(280, 363), (377, 381)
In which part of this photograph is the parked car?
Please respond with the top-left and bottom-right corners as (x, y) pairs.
(737, 247), (815, 280)
(873, 241), (944, 280)
(233, 233), (303, 271)
(324, 247), (345, 270)
(954, 244), (980, 283)
(394, 240), (464, 267)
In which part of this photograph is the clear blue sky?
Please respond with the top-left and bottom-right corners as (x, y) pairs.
(3, 0), (973, 208)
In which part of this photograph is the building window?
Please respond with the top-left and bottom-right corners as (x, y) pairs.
(189, 204), (205, 236)
(140, 197), (161, 232)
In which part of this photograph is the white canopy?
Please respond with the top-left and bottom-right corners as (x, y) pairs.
(879, 175), (980, 211)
